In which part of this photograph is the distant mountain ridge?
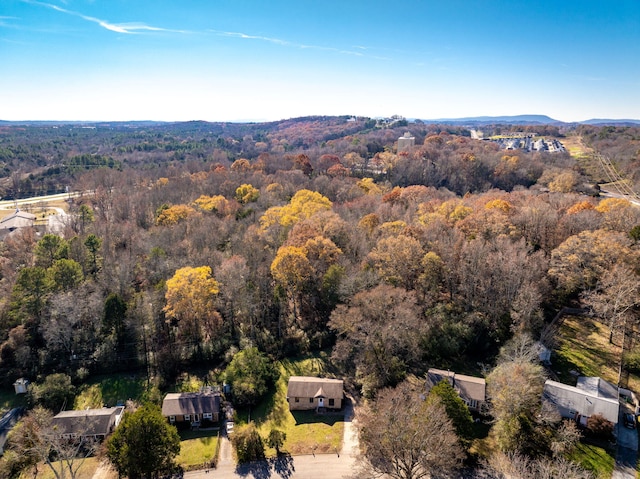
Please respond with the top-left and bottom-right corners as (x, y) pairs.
(426, 114), (561, 125)
(1, 115), (640, 127)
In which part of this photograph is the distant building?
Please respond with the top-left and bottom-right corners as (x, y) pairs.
(0, 209), (36, 237)
(397, 132), (415, 151)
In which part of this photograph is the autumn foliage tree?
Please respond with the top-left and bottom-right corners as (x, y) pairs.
(163, 266), (222, 358)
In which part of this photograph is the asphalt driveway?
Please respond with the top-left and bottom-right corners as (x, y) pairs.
(613, 404), (638, 479)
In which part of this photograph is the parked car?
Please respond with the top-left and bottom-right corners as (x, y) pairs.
(226, 421), (234, 435)
(623, 413), (636, 429)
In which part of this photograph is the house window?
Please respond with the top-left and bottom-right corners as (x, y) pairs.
(295, 397), (299, 403)
(203, 413), (212, 420)
(310, 398), (314, 403)
(329, 399), (335, 407)
(184, 414), (190, 421)
(169, 415), (175, 423)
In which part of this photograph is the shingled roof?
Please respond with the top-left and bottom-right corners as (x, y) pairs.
(161, 391), (221, 417)
(427, 368), (486, 403)
(52, 406), (124, 437)
(0, 209), (36, 230)
(286, 376), (343, 399)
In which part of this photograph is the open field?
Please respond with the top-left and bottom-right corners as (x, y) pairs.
(562, 135), (593, 158)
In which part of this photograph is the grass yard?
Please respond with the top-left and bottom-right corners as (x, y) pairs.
(74, 373), (148, 409)
(177, 430), (220, 469)
(18, 457), (103, 479)
(569, 442), (615, 479)
(237, 352), (344, 456)
(553, 316), (621, 386)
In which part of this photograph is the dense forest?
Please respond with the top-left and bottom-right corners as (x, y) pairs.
(0, 116), (639, 477)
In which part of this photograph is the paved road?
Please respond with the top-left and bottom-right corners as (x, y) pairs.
(0, 191), (81, 209)
(184, 453), (356, 479)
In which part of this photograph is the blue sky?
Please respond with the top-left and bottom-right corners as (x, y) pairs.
(1, 0), (639, 122)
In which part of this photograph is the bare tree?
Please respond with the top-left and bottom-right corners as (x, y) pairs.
(5, 407), (99, 479)
(357, 381), (463, 479)
(581, 263), (640, 344)
(484, 451), (594, 479)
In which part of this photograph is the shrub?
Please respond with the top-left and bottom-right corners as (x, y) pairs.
(586, 414), (614, 441)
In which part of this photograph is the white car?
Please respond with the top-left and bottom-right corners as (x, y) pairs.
(226, 421), (234, 434)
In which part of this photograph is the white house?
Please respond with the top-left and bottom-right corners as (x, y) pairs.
(544, 377), (619, 425)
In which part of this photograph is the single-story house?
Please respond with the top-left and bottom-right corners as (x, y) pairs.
(426, 368), (486, 412)
(544, 377), (619, 425)
(51, 406), (124, 440)
(161, 390), (221, 427)
(0, 209), (36, 239)
(287, 376), (344, 411)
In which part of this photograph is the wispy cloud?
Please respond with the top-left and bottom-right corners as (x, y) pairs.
(23, 0), (187, 34)
(0, 15), (20, 27)
(210, 29), (390, 60)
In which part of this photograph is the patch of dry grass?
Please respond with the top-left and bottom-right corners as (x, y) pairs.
(562, 135), (592, 158)
(19, 457), (102, 479)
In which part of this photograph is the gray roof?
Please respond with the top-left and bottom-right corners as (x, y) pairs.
(287, 376), (343, 399)
(576, 376), (618, 401)
(52, 407), (124, 437)
(427, 368), (486, 403)
(0, 210), (36, 230)
(161, 392), (221, 417)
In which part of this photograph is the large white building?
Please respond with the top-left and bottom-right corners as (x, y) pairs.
(544, 377), (619, 425)
(397, 132), (415, 151)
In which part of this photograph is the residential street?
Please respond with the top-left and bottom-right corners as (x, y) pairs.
(184, 397), (359, 479)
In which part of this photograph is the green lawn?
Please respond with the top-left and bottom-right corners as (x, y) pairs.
(236, 353), (344, 455)
(177, 430), (220, 469)
(74, 373), (148, 409)
(569, 442), (615, 479)
(553, 316), (621, 386)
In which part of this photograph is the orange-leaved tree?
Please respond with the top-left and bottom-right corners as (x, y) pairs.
(164, 266), (222, 358)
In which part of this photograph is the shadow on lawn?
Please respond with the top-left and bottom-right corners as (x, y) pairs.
(291, 410), (342, 426)
(235, 454), (294, 479)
